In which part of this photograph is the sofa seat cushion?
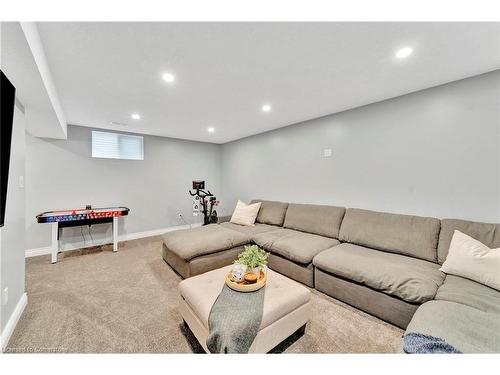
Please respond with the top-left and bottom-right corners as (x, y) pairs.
(252, 229), (339, 265)
(405, 300), (500, 353)
(162, 224), (249, 261)
(219, 222), (279, 238)
(313, 243), (445, 303)
(435, 275), (500, 314)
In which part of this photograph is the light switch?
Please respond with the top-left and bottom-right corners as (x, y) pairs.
(19, 175), (24, 188)
(323, 149), (332, 157)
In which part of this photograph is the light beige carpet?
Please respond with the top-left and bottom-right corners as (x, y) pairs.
(6, 236), (403, 353)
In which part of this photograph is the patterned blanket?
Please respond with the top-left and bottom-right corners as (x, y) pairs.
(403, 332), (462, 354)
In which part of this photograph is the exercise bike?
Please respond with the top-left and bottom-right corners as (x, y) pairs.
(189, 180), (219, 225)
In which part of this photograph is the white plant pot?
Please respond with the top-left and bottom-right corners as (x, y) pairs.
(250, 267), (261, 277)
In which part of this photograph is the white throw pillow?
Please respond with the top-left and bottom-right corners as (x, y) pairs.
(230, 200), (261, 226)
(440, 230), (500, 291)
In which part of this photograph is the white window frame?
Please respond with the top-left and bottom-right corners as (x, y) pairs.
(91, 130), (144, 160)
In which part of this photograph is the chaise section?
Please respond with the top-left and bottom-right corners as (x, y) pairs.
(163, 245), (246, 280)
(253, 228), (339, 287)
(163, 224), (248, 260)
(219, 222), (280, 237)
(313, 244), (445, 304)
(405, 300), (500, 353)
(435, 275), (500, 314)
(339, 208), (441, 262)
(162, 224), (249, 278)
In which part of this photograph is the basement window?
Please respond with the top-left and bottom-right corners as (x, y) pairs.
(92, 131), (144, 160)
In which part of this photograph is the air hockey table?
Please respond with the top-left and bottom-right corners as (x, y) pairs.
(36, 206), (130, 263)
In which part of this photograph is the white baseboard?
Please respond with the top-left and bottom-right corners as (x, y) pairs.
(25, 246), (53, 258)
(25, 223), (202, 258)
(1, 292), (28, 352)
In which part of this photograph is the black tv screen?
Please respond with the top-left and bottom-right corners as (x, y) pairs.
(1, 70), (16, 227)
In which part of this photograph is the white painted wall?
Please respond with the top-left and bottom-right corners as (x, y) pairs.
(24, 70), (500, 255)
(25, 125), (222, 251)
(0, 103), (26, 344)
(221, 71), (500, 223)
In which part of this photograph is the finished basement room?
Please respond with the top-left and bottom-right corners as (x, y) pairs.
(0, 5), (499, 372)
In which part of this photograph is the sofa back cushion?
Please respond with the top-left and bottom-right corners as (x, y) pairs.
(250, 199), (289, 226)
(438, 218), (500, 264)
(283, 203), (345, 238)
(339, 208), (440, 262)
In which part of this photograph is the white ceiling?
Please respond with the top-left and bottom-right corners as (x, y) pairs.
(1, 22), (66, 139)
(36, 22), (500, 144)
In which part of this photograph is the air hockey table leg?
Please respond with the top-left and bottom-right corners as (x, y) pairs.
(51, 222), (59, 263)
(113, 216), (118, 252)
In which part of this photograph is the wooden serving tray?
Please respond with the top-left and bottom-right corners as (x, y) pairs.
(225, 271), (267, 292)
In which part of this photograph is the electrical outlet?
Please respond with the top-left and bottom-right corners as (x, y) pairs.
(178, 213), (191, 227)
(3, 287), (8, 305)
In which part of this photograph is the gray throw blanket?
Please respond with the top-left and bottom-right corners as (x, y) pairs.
(403, 332), (462, 354)
(206, 284), (265, 353)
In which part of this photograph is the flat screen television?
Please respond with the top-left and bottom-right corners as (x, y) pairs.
(1, 70), (16, 227)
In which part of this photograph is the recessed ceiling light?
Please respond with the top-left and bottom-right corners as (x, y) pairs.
(131, 113), (141, 120)
(162, 72), (175, 83)
(261, 104), (272, 112)
(207, 127), (215, 133)
(395, 47), (413, 59)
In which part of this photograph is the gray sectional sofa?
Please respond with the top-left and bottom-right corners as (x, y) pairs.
(162, 199), (500, 352)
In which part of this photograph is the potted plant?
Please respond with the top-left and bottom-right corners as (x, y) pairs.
(234, 244), (269, 277)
